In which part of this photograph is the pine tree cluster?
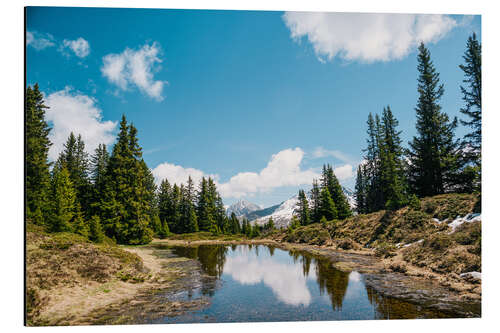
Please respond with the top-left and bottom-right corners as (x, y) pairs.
(355, 38), (481, 214)
(295, 164), (353, 225)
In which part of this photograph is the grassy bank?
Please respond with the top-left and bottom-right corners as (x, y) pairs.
(26, 224), (192, 326)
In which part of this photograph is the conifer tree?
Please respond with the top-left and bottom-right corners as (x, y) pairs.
(407, 43), (461, 197)
(170, 184), (182, 233)
(90, 143), (109, 218)
(309, 179), (321, 222)
(266, 217), (275, 230)
(100, 115), (153, 244)
(319, 187), (337, 221)
(89, 215), (105, 243)
(180, 177), (199, 233)
(48, 167), (76, 232)
(196, 177), (215, 231)
(54, 133), (92, 216)
(26, 84), (52, 224)
(230, 212), (241, 234)
(458, 33), (481, 192)
(323, 164), (352, 219)
(459, 32), (481, 165)
(354, 165), (367, 214)
(295, 189), (310, 225)
(380, 106), (408, 210)
(158, 178), (172, 230)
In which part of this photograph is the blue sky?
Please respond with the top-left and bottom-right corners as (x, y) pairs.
(26, 7), (481, 207)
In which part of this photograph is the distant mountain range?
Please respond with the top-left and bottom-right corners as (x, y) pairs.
(226, 187), (355, 228)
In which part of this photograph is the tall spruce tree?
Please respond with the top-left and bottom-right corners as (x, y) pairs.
(180, 177), (199, 233)
(100, 115), (153, 244)
(230, 212), (241, 234)
(26, 84), (52, 224)
(90, 144), (109, 217)
(196, 177), (215, 231)
(323, 164), (352, 219)
(354, 165), (367, 214)
(459, 32), (481, 165)
(309, 179), (321, 222)
(319, 187), (337, 221)
(407, 43), (461, 197)
(295, 189), (310, 225)
(54, 133), (92, 217)
(380, 106), (408, 210)
(48, 167), (76, 232)
(458, 33), (481, 192)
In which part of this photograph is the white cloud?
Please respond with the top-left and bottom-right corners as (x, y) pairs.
(224, 247), (314, 306)
(218, 148), (319, 198)
(61, 37), (90, 58)
(101, 42), (167, 101)
(152, 147), (355, 198)
(334, 164), (354, 180)
(282, 12), (457, 63)
(311, 146), (354, 164)
(26, 31), (55, 50)
(44, 88), (117, 161)
(151, 162), (218, 188)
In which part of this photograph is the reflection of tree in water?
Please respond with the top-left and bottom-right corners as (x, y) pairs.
(267, 246), (275, 257)
(301, 255), (311, 277)
(365, 285), (445, 319)
(171, 245), (228, 296)
(314, 259), (349, 311)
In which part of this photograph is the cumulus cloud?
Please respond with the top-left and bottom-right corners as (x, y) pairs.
(282, 12), (457, 63)
(152, 147), (355, 199)
(26, 31), (55, 50)
(101, 42), (167, 101)
(151, 162), (218, 188)
(61, 37), (90, 58)
(224, 247), (315, 306)
(218, 148), (319, 198)
(333, 164), (354, 180)
(44, 88), (117, 161)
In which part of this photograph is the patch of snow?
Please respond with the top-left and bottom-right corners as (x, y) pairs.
(402, 239), (424, 248)
(447, 213), (481, 233)
(460, 271), (481, 280)
(433, 217), (446, 224)
(252, 195), (299, 228)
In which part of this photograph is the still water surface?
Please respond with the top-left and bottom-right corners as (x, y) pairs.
(152, 244), (450, 323)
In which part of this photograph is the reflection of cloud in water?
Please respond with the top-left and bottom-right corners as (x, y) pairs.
(349, 271), (361, 282)
(224, 248), (313, 306)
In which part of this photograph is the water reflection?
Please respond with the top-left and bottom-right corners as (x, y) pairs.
(165, 244), (454, 322)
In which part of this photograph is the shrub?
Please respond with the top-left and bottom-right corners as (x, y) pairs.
(402, 210), (429, 229)
(375, 242), (396, 258)
(337, 238), (355, 250)
(424, 234), (452, 251)
(408, 194), (421, 211)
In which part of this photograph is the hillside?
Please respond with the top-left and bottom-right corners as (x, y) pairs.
(270, 193), (481, 294)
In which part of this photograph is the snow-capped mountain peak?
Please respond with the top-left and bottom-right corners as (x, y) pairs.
(226, 199), (261, 217)
(249, 187), (356, 228)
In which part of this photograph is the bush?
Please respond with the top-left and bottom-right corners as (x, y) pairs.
(337, 238), (355, 250)
(424, 234), (452, 251)
(453, 222), (481, 245)
(389, 262), (407, 273)
(39, 232), (89, 250)
(402, 210), (429, 229)
(375, 242), (396, 258)
(408, 194), (421, 211)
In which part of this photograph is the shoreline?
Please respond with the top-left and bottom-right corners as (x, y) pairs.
(29, 235), (481, 325)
